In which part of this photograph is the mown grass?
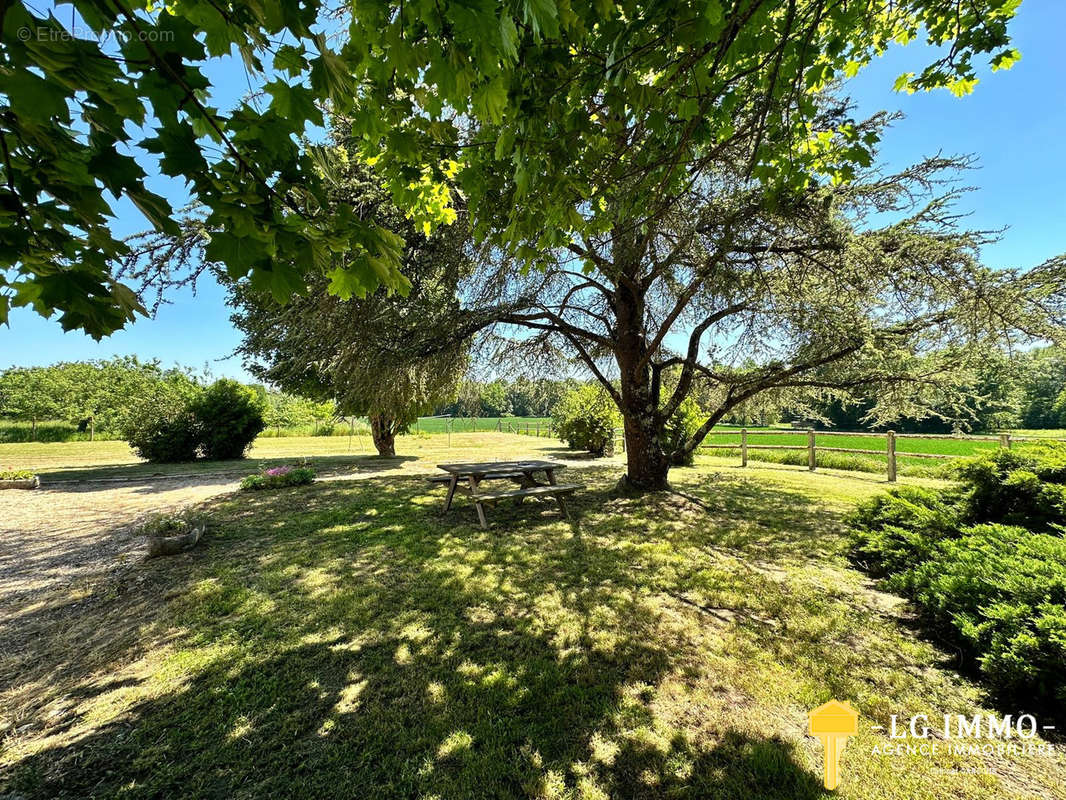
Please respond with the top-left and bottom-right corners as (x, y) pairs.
(8, 424), (1064, 484)
(0, 432), (570, 483)
(414, 416), (552, 434)
(703, 446), (950, 478)
(702, 429), (1001, 456)
(2, 456), (1063, 799)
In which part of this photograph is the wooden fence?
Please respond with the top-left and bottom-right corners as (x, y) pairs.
(498, 419), (557, 438)
(493, 422), (1063, 480)
(701, 429), (1047, 482)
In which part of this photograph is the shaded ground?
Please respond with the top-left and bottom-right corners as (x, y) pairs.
(1, 442), (1063, 799)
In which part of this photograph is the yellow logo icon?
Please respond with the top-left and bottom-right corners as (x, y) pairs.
(808, 700), (859, 790)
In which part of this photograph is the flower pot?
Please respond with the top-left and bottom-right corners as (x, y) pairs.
(145, 524), (204, 557)
(0, 476), (40, 490)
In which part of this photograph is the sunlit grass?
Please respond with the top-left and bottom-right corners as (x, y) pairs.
(0, 432), (571, 482)
(2, 458), (1063, 798)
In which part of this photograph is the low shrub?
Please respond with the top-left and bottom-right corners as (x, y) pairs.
(240, 465), (316, 491)
(850, 442), (1066, 714)
(122, 387), (202, 463)
(140, 509), (206, 538)
(849, 486), (961, 576)
(0, 468), (35, 480)
(956, 442), (1066, 530)
(887, 523), (1066, 707)
(192, 380), (266, 460)
(552, 384), (621, 457)
(139, 510), (206, 556)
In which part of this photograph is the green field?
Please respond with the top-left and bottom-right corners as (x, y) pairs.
(412, 416), (551, 434)
(695, 428), (1061, 477)
(701, 429), (1003, 455)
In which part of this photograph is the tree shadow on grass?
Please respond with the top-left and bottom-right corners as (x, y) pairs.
(3, 637), (826, 799)
(1, 472), (869, 798)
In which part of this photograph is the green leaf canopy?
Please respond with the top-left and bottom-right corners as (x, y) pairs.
(1, 0), (1022, 336)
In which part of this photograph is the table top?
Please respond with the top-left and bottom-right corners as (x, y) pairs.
(437, 460), (564, 475)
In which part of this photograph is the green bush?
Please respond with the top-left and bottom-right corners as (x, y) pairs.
(191, 380), (266, 461)
(890, 523), (1066, 707)
(139, 509), (205, 537)
(552, 384), (621, 457)
(122, 379), (266, 463)
(957, 442), (1066, 530)
(850, 442), (1066, 713)
(662, 396), (704, 466)
(122, 387), (202, 463)
(0, 468), (35, 480)
(848, 486), (961, 576)
(240, 465), (316, 491)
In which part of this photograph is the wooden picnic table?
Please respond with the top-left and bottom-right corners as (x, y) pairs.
(432, 460), (581, 528)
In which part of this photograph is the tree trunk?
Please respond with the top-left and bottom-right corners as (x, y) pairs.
(369, 413), (396, 457)
(612, 239), (671, 490)
(619, 411), (670, 489)
(89, 415), (95, 442)
(31, 417), (37, 441)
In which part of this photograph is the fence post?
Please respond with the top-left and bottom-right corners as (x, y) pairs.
(999, 433), (1011, 450)
(807, 429), (816, 471)
(887, 430), (897, 483)
(741, 428), (748, 467)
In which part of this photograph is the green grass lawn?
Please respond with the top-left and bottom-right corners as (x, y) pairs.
(414, 416), (552, 434)
(0, 432), (567, 483)
(702, 429), (1001, 455)
(5, 424), (1062, 485)
(2, 449), (1063, 799)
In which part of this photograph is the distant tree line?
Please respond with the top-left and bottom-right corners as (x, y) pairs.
(801, 347), (1066, 433)
(0, 357), (201, 441)
(435, 378), (576, 419)
(0, 357), (337, 443)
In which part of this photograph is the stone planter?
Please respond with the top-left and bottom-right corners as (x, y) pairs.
(146, 524), (204, 557)
(0, 475), (40, 490)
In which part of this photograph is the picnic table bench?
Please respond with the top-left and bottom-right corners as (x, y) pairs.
(429, 460), (583, 528)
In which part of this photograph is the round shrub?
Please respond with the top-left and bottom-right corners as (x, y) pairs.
(192, 379), (266, 460)
(122, 387), (201, 463)
(552, 384), (621, 457)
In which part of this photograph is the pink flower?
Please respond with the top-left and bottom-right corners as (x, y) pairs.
(265, 466), (292, 477)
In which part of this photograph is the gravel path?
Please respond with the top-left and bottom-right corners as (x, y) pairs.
(0, 475), (244, 615)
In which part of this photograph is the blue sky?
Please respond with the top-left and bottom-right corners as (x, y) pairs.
(5, 0), (1065, 381)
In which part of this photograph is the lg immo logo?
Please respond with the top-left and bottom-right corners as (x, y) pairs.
(808, 700), (859, 790)
(808, 701), (1059, 791)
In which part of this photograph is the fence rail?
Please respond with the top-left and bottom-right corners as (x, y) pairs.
(498, 419), (557, 438)
(493, 421), (1064, 480)
(703, 428), (1024, 482)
